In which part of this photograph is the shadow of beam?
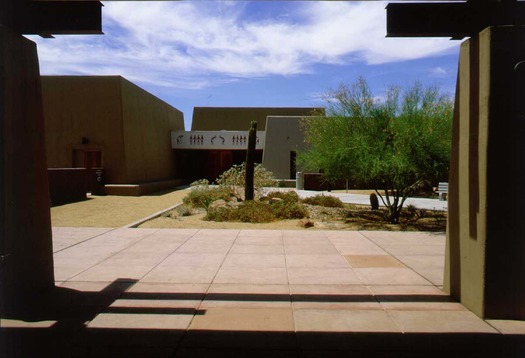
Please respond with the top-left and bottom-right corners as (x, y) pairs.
(2, 279), (523, 357)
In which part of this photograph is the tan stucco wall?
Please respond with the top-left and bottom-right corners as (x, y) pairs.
(445, 35), (488, 317)
(262, 116), (309, 179)
(42, 76), (126, 182)
(42, 76), (184, 184)
(191, 107), (320, 131)
(120, 77), (184, 183)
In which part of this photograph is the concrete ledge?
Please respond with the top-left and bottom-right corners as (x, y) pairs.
(104, 179), (185, 196)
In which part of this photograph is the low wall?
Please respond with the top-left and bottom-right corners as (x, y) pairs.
(104, 179), (185, 196)
(48, 168), (88, 205)
(48, 168), (105, 205)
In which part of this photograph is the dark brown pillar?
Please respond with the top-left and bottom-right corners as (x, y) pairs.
(0, 27), (55, 314)
(445, 26), (525, 319)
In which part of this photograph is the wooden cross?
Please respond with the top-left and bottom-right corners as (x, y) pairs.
(387, 0), (525, 39)
(1, 0), (102, 37)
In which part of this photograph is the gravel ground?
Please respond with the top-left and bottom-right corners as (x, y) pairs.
(51, 188), (190, 228)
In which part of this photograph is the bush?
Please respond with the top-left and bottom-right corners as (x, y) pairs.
(176, 204), (193, 217)
(190, 179), (210, 187)
(302, 194), (344, 208)
(205, 193), (308, 223)
(183, 185), (235, 210)
(263, 190), (300, 203)
(206, 201), (276, 223)
(270, 200), (308, 219)
(216, 163), (277, 188)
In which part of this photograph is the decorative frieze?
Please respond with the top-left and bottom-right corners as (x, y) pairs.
(172, 130), (265, 150)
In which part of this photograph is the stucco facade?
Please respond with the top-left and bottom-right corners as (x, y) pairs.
(42, 76), (184, 185)
(174, 108), (322, 182)
(191, 107), (319, 131)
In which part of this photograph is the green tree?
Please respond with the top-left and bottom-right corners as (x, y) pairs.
(298, 78), (453, 223)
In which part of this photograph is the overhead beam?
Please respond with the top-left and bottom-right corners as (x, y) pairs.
(13, 1), (103, 36)
(386, 2), (525, 38)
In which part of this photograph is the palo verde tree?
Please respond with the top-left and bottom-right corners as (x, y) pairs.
(298, 77), (453, 223)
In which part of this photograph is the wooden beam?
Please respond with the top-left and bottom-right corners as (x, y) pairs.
(386, 2), (525, 38)
(13, 1), (103, 36)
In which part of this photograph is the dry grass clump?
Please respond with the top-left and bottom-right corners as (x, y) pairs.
(183, 184), (235, 210)
(302, 194), (344, 208)
(206, 201), (275, 223)
(206, 191), (308, 223)
(344, 204), (446, 231)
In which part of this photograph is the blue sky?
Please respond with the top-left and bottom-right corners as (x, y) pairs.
(28, 1), (461, 130)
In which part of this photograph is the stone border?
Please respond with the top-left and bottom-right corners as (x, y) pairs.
(123, 202), (184, 228)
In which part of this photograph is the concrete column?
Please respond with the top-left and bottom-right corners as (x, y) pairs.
(445, 26), (525, 319)
(0, 28), (55, 314)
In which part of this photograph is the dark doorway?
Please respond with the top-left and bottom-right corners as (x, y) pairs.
(72, 149), (102, 169)
(290, 151), (297, 179)
(174, 149), (263, 183)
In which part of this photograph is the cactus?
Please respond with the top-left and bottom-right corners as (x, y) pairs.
(244, 121), (257, 201)
(370, 192), (379, 210)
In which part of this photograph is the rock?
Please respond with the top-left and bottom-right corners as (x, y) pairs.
(297, 220), (314, 228)
(270, 197), (283, 203)
(208, 199), (227, 210)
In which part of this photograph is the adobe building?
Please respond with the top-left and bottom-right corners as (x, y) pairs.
(42, 75), (185, 195)
(172, 107), (322, 182)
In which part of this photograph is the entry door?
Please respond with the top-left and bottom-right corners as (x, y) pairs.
(73, 149), (102, 169)
(207, 150), (233, 182)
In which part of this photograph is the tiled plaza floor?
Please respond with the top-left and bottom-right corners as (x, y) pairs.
(2, 228), (525, 357)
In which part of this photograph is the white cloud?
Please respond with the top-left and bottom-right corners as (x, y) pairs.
(28, 1), (459, 90)
(430, 66), (449, 77)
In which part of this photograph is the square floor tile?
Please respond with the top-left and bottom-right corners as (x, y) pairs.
(229, 244), (284, 254)
(293, 309), (400, 332)
(222, 254), (286, 268)
(88, 312), (194, 330)
(189, 307), (294, 331)
(389, 310), (498, 333)
(286, 255), (349, 268)
(284, 244), (339, 255)
(142, 266), (219, 283)
(214, 267), (289, 284)
(287, 268), (362, 285)
(345, 255), (406, 268)
(353, 268), (431, 285)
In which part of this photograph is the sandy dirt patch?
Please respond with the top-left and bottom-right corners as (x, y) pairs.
(51, 188), (190, 227)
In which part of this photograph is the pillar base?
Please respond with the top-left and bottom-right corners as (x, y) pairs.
(445, 26), (525, 319)
(0, 28), (55, 315)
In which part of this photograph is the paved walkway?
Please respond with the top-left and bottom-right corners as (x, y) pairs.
(3, 228), (525, 357)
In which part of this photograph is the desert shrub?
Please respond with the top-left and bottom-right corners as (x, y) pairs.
(205, 195), (307, 223)
(216, 163), (277, 188)
(205, 206), (237, 222)
(302, 194), (344, 208)
(270, 200), (308, 219)
(401, 204), (427, 223)
(183, 185), (235, 210)
(206, 201), (276, 223)
(176, 204), (193, 217)
(263, 190), (300, 203)
(190, 179), (209, 187)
